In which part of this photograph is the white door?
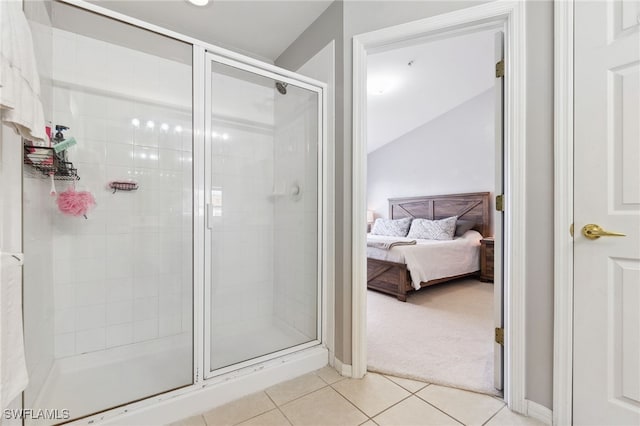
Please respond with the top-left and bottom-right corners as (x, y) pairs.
(574, 1), (640, 424)
(493, 31), (504, 392)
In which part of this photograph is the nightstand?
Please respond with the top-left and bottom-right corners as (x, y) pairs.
(480, 237), (494, 282)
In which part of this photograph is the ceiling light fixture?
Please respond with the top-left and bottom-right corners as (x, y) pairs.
(187, 0), (209, 6)
(367, 76), (399, 95)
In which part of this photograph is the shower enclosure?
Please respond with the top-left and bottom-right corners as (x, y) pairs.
(205, 57), (322, 376)
(21, 1), (326, 423)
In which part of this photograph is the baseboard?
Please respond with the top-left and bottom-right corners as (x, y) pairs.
(334, 357), (353, 378)
(526, 399), (553, 425)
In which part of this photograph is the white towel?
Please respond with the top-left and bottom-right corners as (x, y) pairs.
(0, 252), (28, 410)
(0, 0), (47, 143)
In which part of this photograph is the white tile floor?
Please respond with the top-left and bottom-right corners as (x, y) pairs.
(170, 368), (546, 426)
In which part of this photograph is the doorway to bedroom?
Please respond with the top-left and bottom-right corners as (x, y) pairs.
(363, 27), (503, 396)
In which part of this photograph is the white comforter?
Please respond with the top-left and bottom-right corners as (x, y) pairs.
(366, 230), (483, 290)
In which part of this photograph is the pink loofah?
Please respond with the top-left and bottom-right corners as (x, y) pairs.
(57, 186), (96, 218)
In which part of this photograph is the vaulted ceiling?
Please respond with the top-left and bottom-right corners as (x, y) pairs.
(367, 29), (498, 153)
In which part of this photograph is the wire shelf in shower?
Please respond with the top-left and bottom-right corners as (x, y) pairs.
(23, 145), (80, 181)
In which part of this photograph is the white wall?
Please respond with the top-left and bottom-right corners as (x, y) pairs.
(277, 0), (556, 410)
(274, 0), (348, 365)
(49, 28), (193, 357)
(523, 0), (554, 408)
(367, 89), (494, 220)
(295, 41), (336, 359)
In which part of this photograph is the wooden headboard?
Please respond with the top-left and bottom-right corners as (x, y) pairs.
(388, 192), (491, 237)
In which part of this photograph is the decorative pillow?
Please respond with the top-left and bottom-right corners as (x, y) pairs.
(407, 216), (458, 240)
(370, 217), (412, 237)
(455, 219), (476, 237)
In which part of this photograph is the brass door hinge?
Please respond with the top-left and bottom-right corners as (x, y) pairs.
(496, 60), (505, 78)
(495, 327), (504, 346)
(495, 194), (504, 212)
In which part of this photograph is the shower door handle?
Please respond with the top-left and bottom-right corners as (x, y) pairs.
(206, 204), (213, 229)
(1, 252), (24, 266)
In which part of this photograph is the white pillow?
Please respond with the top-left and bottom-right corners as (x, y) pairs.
(370, 217), (412, 237)
(407, 216), (458, 240)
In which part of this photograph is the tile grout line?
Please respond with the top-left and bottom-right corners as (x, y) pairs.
(328, 373), (431, 422)
(275, 406), (294, 426)
(328, 382), (376, 422)
(315, 370), (348, 387)
(364, 393), (414, 422)
(193, 372), (502, 426)
(377, 373), (432, 400)
(377, 373), (431, 394)
(481, 405), (507, 426)
(208, 370), (334, 426)
(228, 391), (276, 426)
(412, 384), (506, 426)
(274, 381), (331, 406)
(412, 392), (469, 425)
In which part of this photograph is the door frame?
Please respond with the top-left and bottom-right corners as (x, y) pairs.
(553, 0), (574, 425)
(351, 1), (527, 413)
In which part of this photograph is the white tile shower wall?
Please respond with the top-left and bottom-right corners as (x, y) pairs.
(50, 29), (192, 357)
(209, 124), (275, 339)
(273, 89), (319, 340)
(207, 66), (278, 354)
(23, 2), (55, 408)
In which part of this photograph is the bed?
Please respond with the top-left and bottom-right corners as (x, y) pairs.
(367, 192), (491, 302)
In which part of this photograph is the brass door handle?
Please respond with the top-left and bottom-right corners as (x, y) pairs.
(581, 224), (626, 240)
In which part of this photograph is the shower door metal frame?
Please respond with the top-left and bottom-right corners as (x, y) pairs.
(203, 52), (326, 379)
(23, 1), (330, 423)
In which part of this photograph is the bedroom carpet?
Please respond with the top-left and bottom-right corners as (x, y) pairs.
(367, 278), (499, 396)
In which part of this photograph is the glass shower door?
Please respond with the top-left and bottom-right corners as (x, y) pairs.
(22, 3), (194, 423)
(204, 55), (322, 375)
